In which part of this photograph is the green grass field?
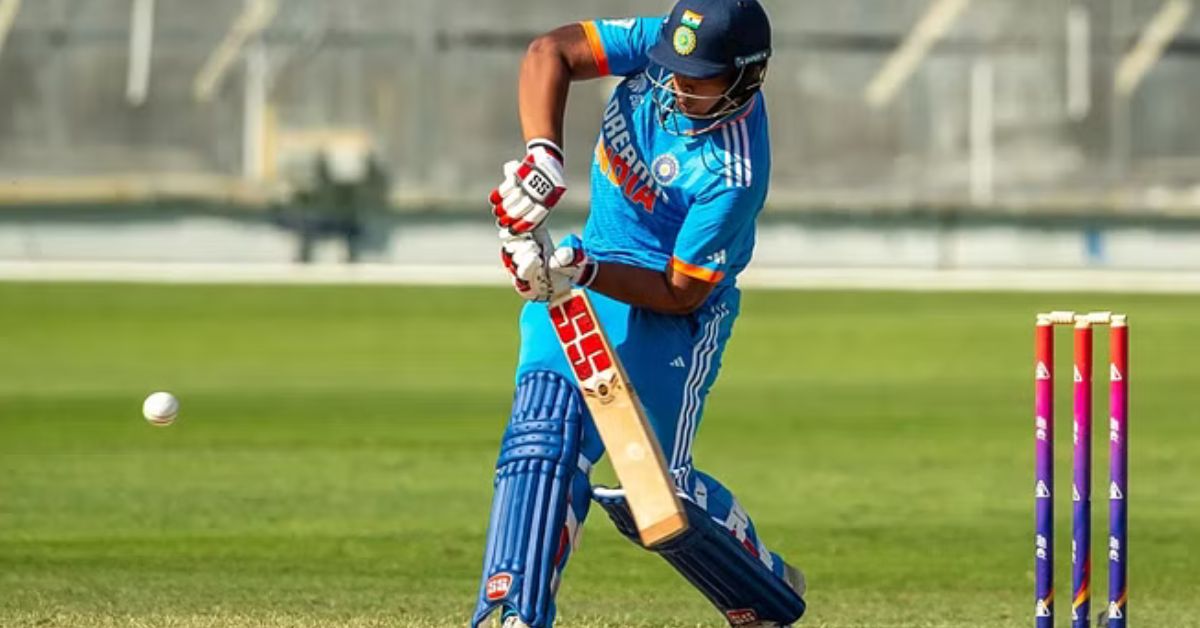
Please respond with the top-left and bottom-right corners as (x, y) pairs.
(3, 282), (1199, 627)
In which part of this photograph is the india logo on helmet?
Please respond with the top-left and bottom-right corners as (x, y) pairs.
(672, 26), (697, 56)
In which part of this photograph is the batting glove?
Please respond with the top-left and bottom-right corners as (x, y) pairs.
(490, 139), (566, 234)
(549, 234), (598, 288)
(499, 229), (555, 302)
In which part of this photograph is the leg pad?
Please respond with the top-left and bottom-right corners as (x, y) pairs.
(472, 372), (584, 628)
(594, 487), (806, 627)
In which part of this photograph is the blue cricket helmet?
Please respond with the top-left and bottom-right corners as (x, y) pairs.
(647, 0), (772, 80)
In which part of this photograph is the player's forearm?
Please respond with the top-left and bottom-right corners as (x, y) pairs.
(518, 25), (605, 147)
(588, 262), (711, 316)
(518, 37), (571, 145)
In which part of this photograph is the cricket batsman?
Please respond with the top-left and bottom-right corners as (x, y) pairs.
(472, 1), (806, 626)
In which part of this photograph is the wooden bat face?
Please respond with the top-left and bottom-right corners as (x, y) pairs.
(549, 289), (688, 546)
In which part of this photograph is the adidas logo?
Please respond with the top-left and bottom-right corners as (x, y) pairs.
(1036, 362), (1051, 380)
(670, 356), (686, 368)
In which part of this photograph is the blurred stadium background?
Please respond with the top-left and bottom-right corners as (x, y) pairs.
(2, 0), (1200, 287)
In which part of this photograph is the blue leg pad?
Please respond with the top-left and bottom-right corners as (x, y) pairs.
(594, 488), (806, 627)
(471, 372), (583, 628)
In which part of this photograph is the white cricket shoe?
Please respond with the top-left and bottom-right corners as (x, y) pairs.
(783, 560), (807, 598)
(501, 616), (529, 628)
(500, 611), (529, 628)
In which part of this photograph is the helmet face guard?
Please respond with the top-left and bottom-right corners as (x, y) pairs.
(645, 62), (767, 137)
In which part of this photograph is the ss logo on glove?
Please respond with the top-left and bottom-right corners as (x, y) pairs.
(525, 171), (554, 199)
(490, 140), (567, 235)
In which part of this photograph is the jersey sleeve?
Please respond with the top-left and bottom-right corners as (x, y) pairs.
(671, 185), (765, 284)
(579, 16), (665, 77)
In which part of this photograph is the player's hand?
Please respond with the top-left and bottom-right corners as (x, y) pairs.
(499, 229), (555, 302)
(490, 140), (566, 234)
(549, 234), (598, 288)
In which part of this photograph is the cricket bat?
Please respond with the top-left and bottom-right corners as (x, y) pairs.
(545, 272), (689, 547)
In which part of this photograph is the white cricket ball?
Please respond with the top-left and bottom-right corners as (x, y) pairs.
(142, 391), (179, 427)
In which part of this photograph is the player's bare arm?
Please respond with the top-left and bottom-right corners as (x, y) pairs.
(489, 25), (602, 236)
(535, 231), (715, 315)
(563, 256), (714, 315)
(518, 24), (607, 145)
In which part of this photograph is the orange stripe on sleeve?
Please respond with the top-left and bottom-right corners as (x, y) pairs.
(671, 257), (725, 284)
(579, 21), (611, 77)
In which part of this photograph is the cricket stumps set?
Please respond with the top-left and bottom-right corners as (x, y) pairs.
(1035, 311), (1128, 628)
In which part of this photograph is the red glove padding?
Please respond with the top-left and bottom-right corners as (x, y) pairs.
(490, 140), (566, 234)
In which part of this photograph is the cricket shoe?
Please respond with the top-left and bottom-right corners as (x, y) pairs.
(783, 560), (807, 599)
(498, 607), (529, 628)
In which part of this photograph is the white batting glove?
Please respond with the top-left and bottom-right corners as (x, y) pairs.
(549, 234), (599, 288)
(499, 229), (554, 302)
(490, 139), (566, 234)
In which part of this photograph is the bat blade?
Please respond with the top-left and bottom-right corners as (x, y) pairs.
(549, 289), (688, 546)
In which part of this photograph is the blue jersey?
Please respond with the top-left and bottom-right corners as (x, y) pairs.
(579, 16), (771, 290)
